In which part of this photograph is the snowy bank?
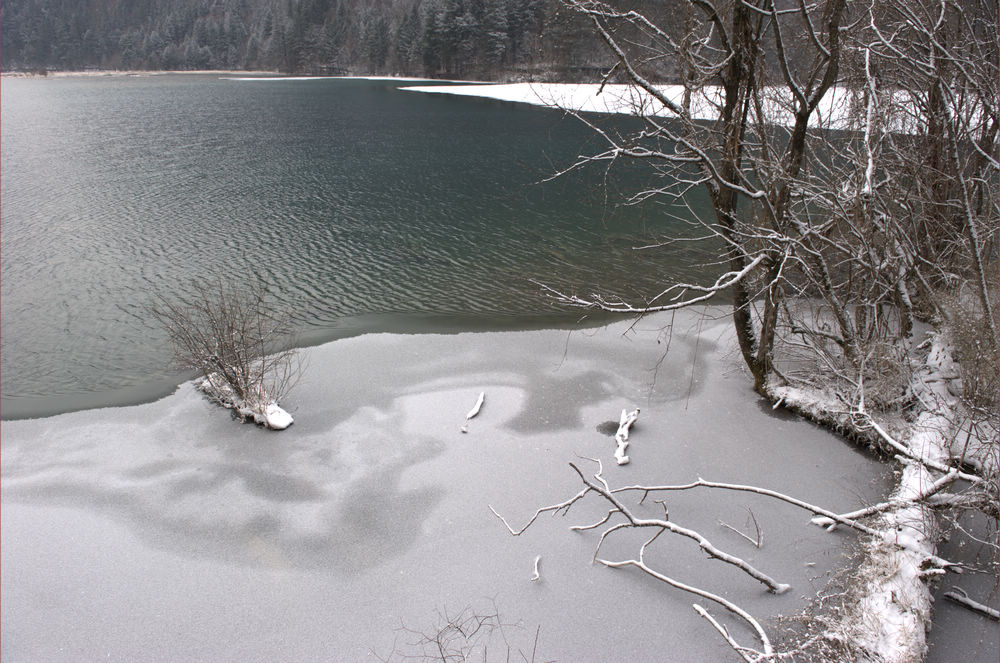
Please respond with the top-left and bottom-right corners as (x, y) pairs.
(769, 327), (995, 662)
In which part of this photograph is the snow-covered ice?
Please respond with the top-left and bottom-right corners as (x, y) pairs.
(2, 309), (895, 661)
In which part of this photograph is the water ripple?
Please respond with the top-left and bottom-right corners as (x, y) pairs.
(2, 75), (717, 417)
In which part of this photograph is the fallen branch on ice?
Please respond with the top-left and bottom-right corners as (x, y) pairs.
(490, 458), (790, 597)
(460, 391), (485, 433)
(692, 603), (771, 663)
(943, 587), (1000, 621)
(614, 407), (639, 465)
(494, 455), (779, 656)
(599, 534), (775, 661)
(569, 461), (791, 593)
(490, 429), (974, 662)
(611, 477), (957, 571)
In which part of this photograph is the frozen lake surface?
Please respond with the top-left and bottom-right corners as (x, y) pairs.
(3, 311), (898, 661)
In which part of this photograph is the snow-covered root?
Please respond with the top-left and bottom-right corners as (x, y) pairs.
(197, 373), (294, 430)
(614, 408), (639, 465)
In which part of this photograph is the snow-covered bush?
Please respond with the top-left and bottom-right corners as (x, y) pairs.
(946, 289), (999, 415)
(152, 279), (301, 429)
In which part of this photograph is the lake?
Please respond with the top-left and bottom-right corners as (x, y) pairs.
(1, 74), (714, 418)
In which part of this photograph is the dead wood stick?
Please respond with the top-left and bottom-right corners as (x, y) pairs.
(614, 407), (639, 465)
(460, 391), (485, 433)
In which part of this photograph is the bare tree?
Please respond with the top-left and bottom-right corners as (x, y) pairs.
(152, 278), (301, 429)
(542, 0), (853, 396)
(526, 0), (998, 660)
(542, 0), (996, 414)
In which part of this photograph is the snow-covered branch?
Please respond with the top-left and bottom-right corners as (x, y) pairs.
(613, 408), (639, 465)
(535, 254), (767, 314)
(943, 588), (1000, 621)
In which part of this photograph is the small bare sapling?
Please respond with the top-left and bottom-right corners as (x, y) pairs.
(152, 278), (302, 429)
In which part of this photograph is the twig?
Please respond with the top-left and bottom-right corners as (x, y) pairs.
(460, 391), (485, 433)
(685, 307), (706, 410)
(488, 485), (591, 536)
(530, 556), (541, 582)
(719, 508), (762, 548)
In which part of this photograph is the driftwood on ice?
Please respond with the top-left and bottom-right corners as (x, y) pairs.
(614, 408), (639, 465)
(460, 391), (485, 433)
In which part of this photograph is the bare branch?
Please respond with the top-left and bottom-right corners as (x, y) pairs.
(567, 462), (791, 593)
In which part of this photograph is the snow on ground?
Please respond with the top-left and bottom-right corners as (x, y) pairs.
(402, 82), (926, 132)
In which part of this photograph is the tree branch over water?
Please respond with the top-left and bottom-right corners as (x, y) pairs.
(529, 1), (998, 660)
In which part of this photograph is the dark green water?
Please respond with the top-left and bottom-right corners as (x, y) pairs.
(1, 75), (714, 418)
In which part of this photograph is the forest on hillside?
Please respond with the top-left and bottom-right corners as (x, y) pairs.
(0, 0), (674, 78)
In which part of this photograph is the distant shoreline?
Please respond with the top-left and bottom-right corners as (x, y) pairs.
(0, 70), (478, 83)
(1, 69), (281, 78)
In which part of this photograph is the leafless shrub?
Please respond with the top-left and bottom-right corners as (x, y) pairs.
(374, 604), (545, 663)
(859, 340), (912, 411)
(944, 287), (1000, 416)
(151, 278), (302, 427)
